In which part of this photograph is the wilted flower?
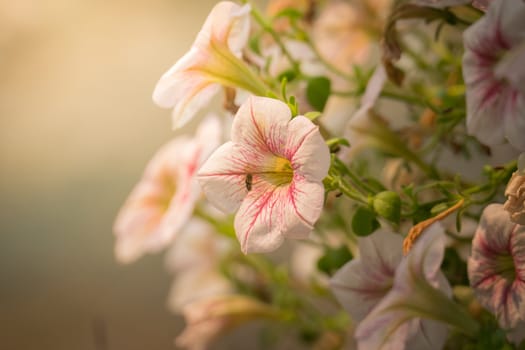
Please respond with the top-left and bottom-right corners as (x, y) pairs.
(176, 294), (279, 350)
(504, 154), (525, 225)
(113, 116), (221, 263)
(153, 1), (267, 129)
(355, 223), (478, 349)
(198, 96), (330, 254)
(468, 204), (525, 333)
(462, 0), (525, 150)
(165, 219), (233, 312)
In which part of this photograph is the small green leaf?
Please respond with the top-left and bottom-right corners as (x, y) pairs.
(277, 69), (297, 84)
(273, 8), (303, 21)
(249, 35), (261, 55)
(304, 111), (322, 121)
(373, 191), (401, 224)
(316, 245), (353, 275)
(430, 202), (449, 216)
(306, 76), (331, 111)
(352, 206), (380, 237)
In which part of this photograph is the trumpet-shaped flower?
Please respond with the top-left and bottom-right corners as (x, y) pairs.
(153, 1), (267, 129)
(331, 230), (403, 323)
(175, 294), (279, 350)
(113, 116), (221, 263)
(468, 204), (525, 332)
(504, 154), (525, 225)
(462, 0), (525, 150)
(197, 96), (330, 254)
(355, 223), (478, 349)
(165, 219), (233, 312)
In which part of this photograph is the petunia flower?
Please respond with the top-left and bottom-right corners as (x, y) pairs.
(152, 1), (268, 129)
(468, 204), (525, 334)
(331, 230), (403, 323)
(165, 219), (233, 312)
(113, 115), (221, 263)
(355, 223), (478, 349)
(462, 0), (525, 151)
(176, 294), (279, 350)
(197, 96), (330, 254)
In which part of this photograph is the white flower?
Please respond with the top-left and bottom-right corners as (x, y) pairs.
(468, 204), (525, 335)
(165, 219), (233, 312)
(355, 224), (477, 349)
(113, 116), (221, 263)
(153, 1), (267, 129)
(462, 0), (525, 150)
(198, 96), (330, 254)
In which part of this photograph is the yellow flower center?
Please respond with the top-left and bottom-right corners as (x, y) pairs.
(263, 156), (294, 187)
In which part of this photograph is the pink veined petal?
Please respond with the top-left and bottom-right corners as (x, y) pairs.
(282, 176), (325, 238)
(406, 318), (449, 350)
(152, 48), (204, 108)
(286, 116), (330, 182)
(330, 230), (402, 322)
(231, 96), (292, 155)
(469, 204), (525, 329)
(355, 292), (412, 350)
(233, 175), (323, 253)
(197, 142), (251, 213)
(495, 42), (525, 96)
(171, 82), (221, 130)
(194, 2), (251, 54)
(234, 181), (287, 254)
(114, 203), (164, 263)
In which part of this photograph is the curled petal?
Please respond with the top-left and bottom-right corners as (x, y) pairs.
(194, 1), (251, 54)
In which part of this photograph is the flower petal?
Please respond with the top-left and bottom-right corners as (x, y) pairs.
(197, 141), (250, 213)
(231, 96), (292, 155)
(469, 204), (525, 328)
(331, 230), (403, 322)
(194, 1), (251, 54)
(286, 116), (330, 182)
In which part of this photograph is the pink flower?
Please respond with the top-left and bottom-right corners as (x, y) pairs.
(197, 96), (330, 254)
(331, 230), (403, 323)
(468, 204), (525, 333)
(113, 116), (221, 263)
(462, 0), (525, 150)
(354, 224), (478, 349)
(176, 294), (278, 350)
(331, 226), (463, 349)
(153, 1), (267, 129)
(165, 219), (233, 312)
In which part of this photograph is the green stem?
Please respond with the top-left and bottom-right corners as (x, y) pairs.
(247, 4), (300, 74)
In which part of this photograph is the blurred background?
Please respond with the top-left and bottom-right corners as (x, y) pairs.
(0, 0), (249, 348)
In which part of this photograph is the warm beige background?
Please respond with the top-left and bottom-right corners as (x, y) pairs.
(0, 0), (246, 349)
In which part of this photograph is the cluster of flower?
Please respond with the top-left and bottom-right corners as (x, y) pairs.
(113, 0), (525, 349)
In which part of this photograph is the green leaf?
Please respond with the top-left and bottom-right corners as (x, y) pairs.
(352, 206), (380, 237)
(273, 8), (303, 21)
(373, 191), (401, 224)
(306, 76), (331, 111)
(304, 111), (322, 121)
(316, 245), (353, 275)
(277, 69), (297, 84)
